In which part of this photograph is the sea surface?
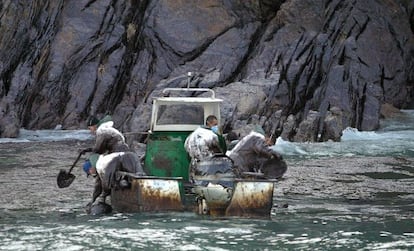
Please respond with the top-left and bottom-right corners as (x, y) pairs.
(0, 110), (413, 250)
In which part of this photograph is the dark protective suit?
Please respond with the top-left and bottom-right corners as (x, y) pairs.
(227, 131), (284, 175)
(90, 152), (145, 205)
(93, 121), (130, 154)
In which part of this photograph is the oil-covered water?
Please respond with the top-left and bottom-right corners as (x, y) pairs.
(1, 111), (414, 250)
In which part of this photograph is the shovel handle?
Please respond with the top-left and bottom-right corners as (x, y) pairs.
(67, 151), (84, 174)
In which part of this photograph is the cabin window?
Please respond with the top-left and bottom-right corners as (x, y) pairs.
(157, 104), (204, 125)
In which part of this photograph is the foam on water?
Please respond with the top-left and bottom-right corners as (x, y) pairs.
(0, 129), (92, 143)
(1, 110), (413, 158)
(271, 110), (414, 158)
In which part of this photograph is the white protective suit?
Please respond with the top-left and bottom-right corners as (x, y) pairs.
(90, 152), (145, 204)
(184, 127), (222, 161)
(93, 121), (130, 154)
(227, 131), (283, 174)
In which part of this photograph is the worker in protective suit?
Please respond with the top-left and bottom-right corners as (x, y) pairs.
(184, 115), (230, 185)
(227, 127), (287, 179)
(184, 115), (226, 162)
(83, 151), (145, 215)
(81, 115), (130, 155)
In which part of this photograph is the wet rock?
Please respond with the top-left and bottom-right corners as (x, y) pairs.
(280, 115), (296, 141)
(0, 112), (19, 138)
(0, 0), (412, 140)
(0, 100), (19, 138)
(294, 111), (320, 142)
(321, 107), (344, 142)
(380, 103), (403, 119)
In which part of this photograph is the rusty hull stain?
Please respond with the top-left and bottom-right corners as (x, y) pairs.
(111, 178), (183, 213)
(137, 179), (183, 211)
(225, 181), (274, 217)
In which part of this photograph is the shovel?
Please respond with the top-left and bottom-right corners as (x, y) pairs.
(57, 151), (83, 188)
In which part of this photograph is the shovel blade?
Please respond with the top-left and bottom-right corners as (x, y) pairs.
(57, 170), (76, 188)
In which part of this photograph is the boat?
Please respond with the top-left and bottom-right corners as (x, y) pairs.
(110, 85), (277, 217)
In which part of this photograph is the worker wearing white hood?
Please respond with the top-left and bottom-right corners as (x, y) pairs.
(86, 115), (130, 154)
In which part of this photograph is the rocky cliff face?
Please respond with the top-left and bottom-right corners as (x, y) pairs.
(0, 0), (413, 142)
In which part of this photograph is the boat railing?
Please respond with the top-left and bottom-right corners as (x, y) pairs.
(117, 171), (184, 180)
(161, 87), (216, 99)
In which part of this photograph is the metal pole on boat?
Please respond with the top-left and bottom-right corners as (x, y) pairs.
(187, 71), (192, 88)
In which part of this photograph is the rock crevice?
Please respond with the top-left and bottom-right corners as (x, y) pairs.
(0, 0), (413, 142)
